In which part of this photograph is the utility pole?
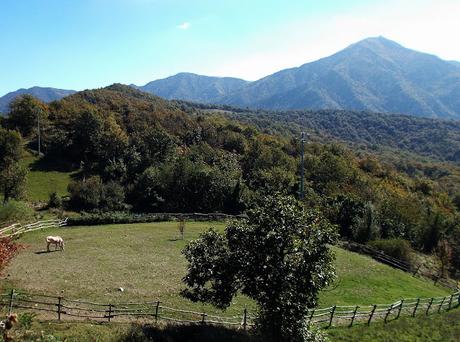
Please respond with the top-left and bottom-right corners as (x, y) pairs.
(300, 132), (305, 199)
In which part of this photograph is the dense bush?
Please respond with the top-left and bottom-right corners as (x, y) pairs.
(47, 191), (62, 209)
(369, 239), (413, 264)
(68, 177), (127, 212)
(0, 237), (19, 274)
(0, 200), (34, 224)
(67, 212), (241, 226)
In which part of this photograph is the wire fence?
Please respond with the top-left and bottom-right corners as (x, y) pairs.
(0, 218), (68, 238)
(340, 241), (459, 291)
(1, 289), (458, 329)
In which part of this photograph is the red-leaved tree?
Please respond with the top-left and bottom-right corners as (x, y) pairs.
(0, 238), (19, 274)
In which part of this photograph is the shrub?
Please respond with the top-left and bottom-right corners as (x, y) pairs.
(47, 192), (62, 209)
(19, 312), (36, 329)
(0, 237), (19, 274)
(68, 177), (127, 212)
(368, 238), (413, 264)
(68, 176), (104, 211)
(0, 200), (34, 224)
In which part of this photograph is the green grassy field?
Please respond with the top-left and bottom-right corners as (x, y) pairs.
(5, 308), (460, 342)
(20, 152), (75, 202)
(1, 222), (449, 318)
(328, 307), (460, 342)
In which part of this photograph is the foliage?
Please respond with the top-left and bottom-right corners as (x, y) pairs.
(0, 200), (34, 224)
(182, 195), (337, 341)
(18, 312), (36, 329)
(351, 202), (380, 243)
(368, 239), (413, 264)
(0, 237), (19, 274)
(6, 94), (48, 137)
(0, 127), (27, 203)
(68, 177), (127, 212)
(47, 191), (62, 209)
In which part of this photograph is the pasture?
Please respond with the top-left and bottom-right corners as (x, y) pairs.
(1, 221), (450, 318)
(20, 152), (75, 202)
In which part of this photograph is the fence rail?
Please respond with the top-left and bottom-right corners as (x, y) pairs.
(0, 218), (68, 238)
(1, 289), (458, 329)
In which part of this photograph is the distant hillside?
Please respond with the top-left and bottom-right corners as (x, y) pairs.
(0, 87), (76, 113)
(177, 101), (460, 163)
(137, 72), (248, 103)
(141, 37), (460, 119)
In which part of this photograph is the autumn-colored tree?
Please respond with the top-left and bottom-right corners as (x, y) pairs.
(0, 238), (19, 274)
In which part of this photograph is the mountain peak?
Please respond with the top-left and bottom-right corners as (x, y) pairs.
(346, 36), (405, 54)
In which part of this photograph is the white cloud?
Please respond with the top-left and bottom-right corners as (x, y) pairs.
(178, 22), (191, 30)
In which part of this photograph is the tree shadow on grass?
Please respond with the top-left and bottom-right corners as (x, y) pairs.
(29, 155), (75, 173)
(35, 250), (62, 255)
(120, 323), (259, 342)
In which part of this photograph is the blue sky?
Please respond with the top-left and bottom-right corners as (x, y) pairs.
(1, 0), (459, 96)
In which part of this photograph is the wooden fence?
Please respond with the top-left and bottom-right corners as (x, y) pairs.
(0, 218), (68, 238)
(340, 241), (459, 291)
(1, 289), (458, 329)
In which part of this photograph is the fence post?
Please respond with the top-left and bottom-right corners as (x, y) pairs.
(328, 305), (336, 328)
(107, 304), (113, 322)
(396, 299), (404, 319)
(438, 297), (446, 313)
(57, 296), (62, 321)
(448, 294), (453, 310)
(8, 289), (15, 315)
(368, 305), (377, 326)
(308, 309), (315, 324)
(349, 306), (359, 327)
(201, 312), (207, 324)
(384, 304), (394, 324)
(412, 298), (420, 317)
(426, 298), (434, 315)
(413, 264), (421, 276)
(243, 308), (248, 330)
(154, 301), (160, 323)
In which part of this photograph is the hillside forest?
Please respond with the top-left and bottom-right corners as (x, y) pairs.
(1, 84), (460, 279)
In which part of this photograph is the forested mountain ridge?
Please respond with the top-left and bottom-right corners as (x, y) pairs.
(136, 72), (249, 103)
(0, 87), (76, 113)
(177, 101), (460, 164)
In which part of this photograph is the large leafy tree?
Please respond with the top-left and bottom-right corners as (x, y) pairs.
(0, 128), (27, 203)
(182, 194), (337, 342)
(8, 95), (48, 137)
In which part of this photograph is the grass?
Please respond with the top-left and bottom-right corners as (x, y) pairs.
(5, 320), (255, 342)
(320, 247), (449, 307)
(327, 307), (460, 342)
(20, 151), (76, 202)
(7, 309), (460, 342)
(1, 221), (450, 318)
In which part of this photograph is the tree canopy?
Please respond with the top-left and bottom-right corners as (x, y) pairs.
(182, 194), (337, 341)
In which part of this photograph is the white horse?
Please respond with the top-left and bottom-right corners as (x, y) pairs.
(46, 236), (64, 251)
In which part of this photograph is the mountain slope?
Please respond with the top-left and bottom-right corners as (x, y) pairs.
(0, 86), (76, 113)
(137, 72), (249, 103)
(217, 37), (460, 118)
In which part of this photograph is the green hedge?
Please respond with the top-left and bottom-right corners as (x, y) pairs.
(66, 212), (245, 226)
(368, 238), (413, 264)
